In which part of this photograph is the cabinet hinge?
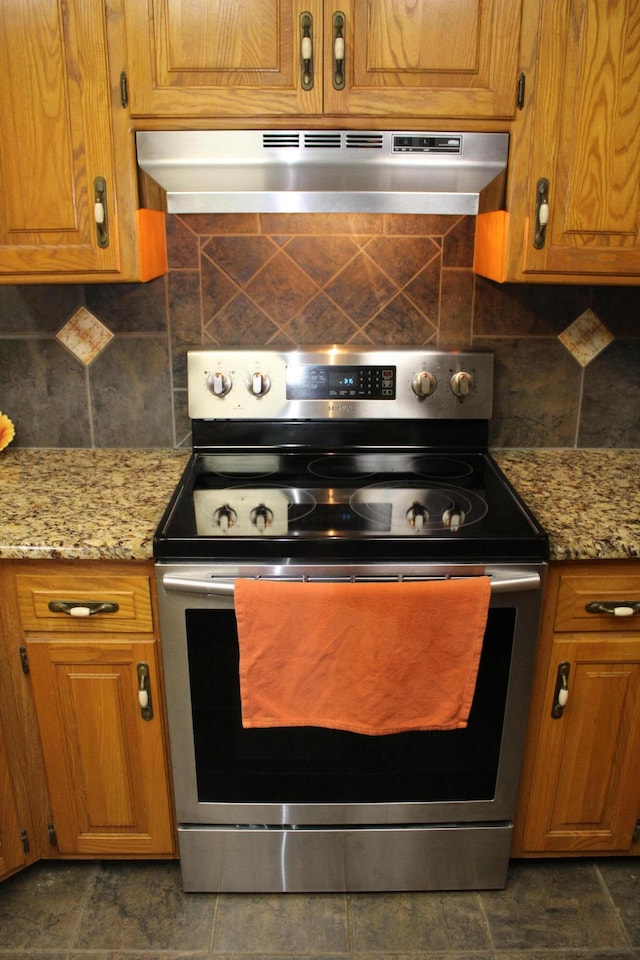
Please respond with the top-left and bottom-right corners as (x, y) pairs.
(517, 72), (526, 110)
(20, 829), (30, 854)
(120, 70), (128, 108)
(47, 822), (58, 847)
(633, 820), (640, 844)
(19, 645), (29, 675)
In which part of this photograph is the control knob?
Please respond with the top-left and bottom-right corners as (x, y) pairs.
(206, 371), (232, 397)
(250, 504), (274, 531)
(406, 501), (429, 530)
(246, 371), (271, 397)
(411, 371), (437, 398)
(443, 506), (465, 531)
(449, 370), (474, 399)
(213, 504), (237, 531)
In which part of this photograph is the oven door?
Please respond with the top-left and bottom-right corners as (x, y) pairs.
(156, 562), (545, 828)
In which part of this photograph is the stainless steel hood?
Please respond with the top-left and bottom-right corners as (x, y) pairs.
(136, 130), (508, 216)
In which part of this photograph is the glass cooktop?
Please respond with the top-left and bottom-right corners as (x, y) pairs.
(154, 450), (549, 563)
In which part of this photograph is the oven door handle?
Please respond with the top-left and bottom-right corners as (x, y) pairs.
(160, 572), (541, 597)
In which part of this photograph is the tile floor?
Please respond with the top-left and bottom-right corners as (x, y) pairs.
(0, 858), (638, 960)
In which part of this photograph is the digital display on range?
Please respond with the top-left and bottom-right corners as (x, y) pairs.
(286, 365), (396, 400)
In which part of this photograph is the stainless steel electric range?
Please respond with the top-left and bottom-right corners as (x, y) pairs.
(154, 346), (548, 893)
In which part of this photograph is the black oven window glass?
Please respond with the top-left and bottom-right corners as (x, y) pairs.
(186, 608), (515, 804)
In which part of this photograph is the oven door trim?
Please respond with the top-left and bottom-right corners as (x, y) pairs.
(156, 561), (546, 827)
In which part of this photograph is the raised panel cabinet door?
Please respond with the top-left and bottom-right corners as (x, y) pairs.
(0, 715), (29, 881)
(125, 0), (323, 116)
(520, 638), (640, 853)
(323, 0), (522, 118)
(26, 640), (175, 856)
(521, 0), (640, 277)
(0, 0), (122, 277)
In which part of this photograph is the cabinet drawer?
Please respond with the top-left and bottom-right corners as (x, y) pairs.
(555, 573), (640, 633)
(16, 574), (154, 634)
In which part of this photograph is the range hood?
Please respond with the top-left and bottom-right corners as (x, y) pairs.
(136, 130), (508, 216)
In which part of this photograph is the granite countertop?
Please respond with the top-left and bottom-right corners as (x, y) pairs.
(0, 449), (189, 561)
(1, 447), (639, 562)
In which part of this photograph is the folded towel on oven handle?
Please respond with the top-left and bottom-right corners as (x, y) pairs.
(234, 576), (491, 736)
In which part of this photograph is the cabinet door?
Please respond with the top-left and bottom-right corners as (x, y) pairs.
(26, 640), (174, 856)
(520, 637), (640, 853)
(523, 0), (640, 277)
(475, 0), (640, 283)
(0, 715), (30, 881)
(125, 0), (323, 116)
(324, 0), (521, 119)
(0, 0), (121, 277)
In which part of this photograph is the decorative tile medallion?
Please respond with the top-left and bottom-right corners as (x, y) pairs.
(56, 306), (114, 365)
(558, 308), (614, 366)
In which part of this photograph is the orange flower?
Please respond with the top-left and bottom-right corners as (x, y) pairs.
(0, 412), (15, 451)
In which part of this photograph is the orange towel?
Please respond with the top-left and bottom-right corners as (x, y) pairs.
(235, 577), (491, 735)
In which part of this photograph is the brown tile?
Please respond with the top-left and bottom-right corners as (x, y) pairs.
(260, 213), (383, 235)
(443, 216), (475, 267)
(477, 336), (580, 447)
(385, 213), (459, 235)
(285, 235), (360, 285)
(213, 893), (349, 952)
(200, 256), (238, 322)
(84, 277), (167, 333)
(481, 860), (628, 950)
(168, 270), (202, 385)
(440, 268), (474, 348)
(75, 861), (213, 952)
(0, 861), (97, 951)
(365, 293), (436, 345)
(246, 252), (317, 322)
(365, 235), (440, 286)
(324, 253), (396, 322)
(284, 292), (358, 343)
(202, 235), (277, 284)
(474, 278), (591, 336)
(404, 255), (442, 321)
(165, 214), (199, 268)
(350, 891), (489, 951)
(179, 213), (259, 234)
(206, 292), (279, 344)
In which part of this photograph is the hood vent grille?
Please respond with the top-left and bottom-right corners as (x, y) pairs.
(261, 132), (384, 150)
(136, 129), (509, 216)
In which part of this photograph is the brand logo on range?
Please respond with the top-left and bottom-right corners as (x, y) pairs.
(328, 403), (355, 413)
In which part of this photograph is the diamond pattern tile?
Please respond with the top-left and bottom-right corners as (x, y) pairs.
(558, 308), (614, 366)
(56, 306), (113, 365)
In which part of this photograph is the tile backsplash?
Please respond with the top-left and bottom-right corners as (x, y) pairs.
(0, 213), (638, 449)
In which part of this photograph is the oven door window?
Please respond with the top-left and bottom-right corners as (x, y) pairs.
(186, 608), (515, 803)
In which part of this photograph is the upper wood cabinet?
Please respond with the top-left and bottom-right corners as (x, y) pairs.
(474, 0), (640, 284)
(513, 562), (640, 856)
(0, 0), (166, 284)
(122, 0), (521, 121)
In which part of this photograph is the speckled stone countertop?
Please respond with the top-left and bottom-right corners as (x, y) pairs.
(494, 449), (640, 561)
(0, 449), (189, 560)
(1, 448), (639, 562)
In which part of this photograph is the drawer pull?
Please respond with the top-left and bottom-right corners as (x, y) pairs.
(585, 601), (640, 617)
(48, 600), (119, 617)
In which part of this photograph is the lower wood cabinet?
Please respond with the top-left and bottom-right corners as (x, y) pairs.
(0, 560), (175, 876)
(513, 561), (640, 856)
(26, 638), (174, 856)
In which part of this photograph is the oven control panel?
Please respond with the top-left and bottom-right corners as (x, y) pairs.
(188, 347), (493, 420)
